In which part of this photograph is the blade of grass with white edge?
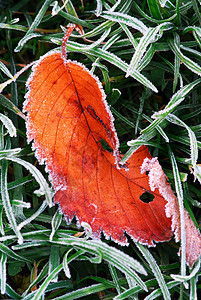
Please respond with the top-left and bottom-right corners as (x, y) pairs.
(33, 264), (63, 300)
(0, 95), (25, 120)
(0, 114), (16, 137)
(52, 282), (115, 300)
(10, 199), (31, 209)
(166, 114), (198, 168)
(120, 117), (170, 166)
(0, 242), (31, 262)
(63, 249), (85, 279)
(171, 258), (200, 282)
(0, 61), (14, 79)
(136, 243), (171, 300)
(126, 23), (174, 77)
(133, 2), (176, 24)
(120, 23), (138, 48)
(153, 78), (201, 119)
(0, 252), (7, 295)
(0, 22), (27, 32)
(0, 207), (4, 236)
(190, 274), (198, 300)
(17, 200), (47, 231)
(0, 61), (35, 93)
(137, 44), (156, 72)
(109, 0), (121, 12)
(15, 0), (53, 52)
(172, 33), (181, 92)
(108, 264), (123, 295)
(125, 274), (138, 300)
(1, 160), (23, 244)
(114, 279), (180, 300)
(144, 281), (180, 300)
(62, 249), (73, 279)
(0, 156), (53, 207)
(142, 78), (201, 134)
(53, 237), (148, 291)
(0, 149), (21, 159)
(22, 263), (49, 297)
(183, 26), (201, 47)
(190, 259), (200, 300)
(168, 146), (187, 284)
(95, 0), (103, 16)
(101, 11), (148, 34)
(180, 45), (201, 61)
(48, 245), (60, 282)
(51, 0), (69, 16)
(168, 33), (201, 77)
(50, 209), (63, 241)
(33, 250), (84, 300)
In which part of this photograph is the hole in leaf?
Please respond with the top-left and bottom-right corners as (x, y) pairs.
(140, 192), (155, 203)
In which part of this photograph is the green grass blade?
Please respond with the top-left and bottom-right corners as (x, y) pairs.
(15, 0), (53, 52)
(168, 146), (186, 280)
(0, 114), (16, 137)
(0, 252), (7, 294)
(101, 11), (148, 34)
(136, 243), (171, 300)
(126, 23), (173, 77)
(150, 78), (201, 120)
(166, 114), (198, 168)
(168, 34), (201, 76)
(33, 263), (63, 300)
(1, 160), (23, 244)
(1, 156), (53, 207)
(147, 0), (163, 19)
(53, 282), (114, 300)
(0, 61), (14, 79)
(0, 243), (31, 263)
(50, 210), (63, 241)
(48, 245), (60, 283)
(17, 201), (47, 231)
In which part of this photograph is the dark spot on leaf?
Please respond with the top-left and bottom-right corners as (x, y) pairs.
(140, 192), (154, 203)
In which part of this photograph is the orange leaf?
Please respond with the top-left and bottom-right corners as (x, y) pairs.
(24, 25), (201, 266)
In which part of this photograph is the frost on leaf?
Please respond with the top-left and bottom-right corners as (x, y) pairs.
(141, 157), (201, 267)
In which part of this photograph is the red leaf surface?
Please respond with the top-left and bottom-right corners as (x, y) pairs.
(24, 25), (201, 266)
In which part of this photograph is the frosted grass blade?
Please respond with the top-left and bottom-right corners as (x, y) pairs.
(0, 61), (14, 79)
(95, 0), (102, 16)
(1, 160), (23, 244)
(0, 114), (16, 137)
(0, 242), (31, 262)
(101, 11), (148, 34)
(166, 114), (198, 168)
(50, 210), (63, 241)
(168, 146), (186, 281)
(136, 243), (171, 300)
(168, 34), (201, 76)
(126, 23), (173, 77)
(152, 78), (201, 119)
(0, 252), (7, 294)
(0, 156), (53, 207)
(15, 0), (53, 52)
(17, 200), (47, 231)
